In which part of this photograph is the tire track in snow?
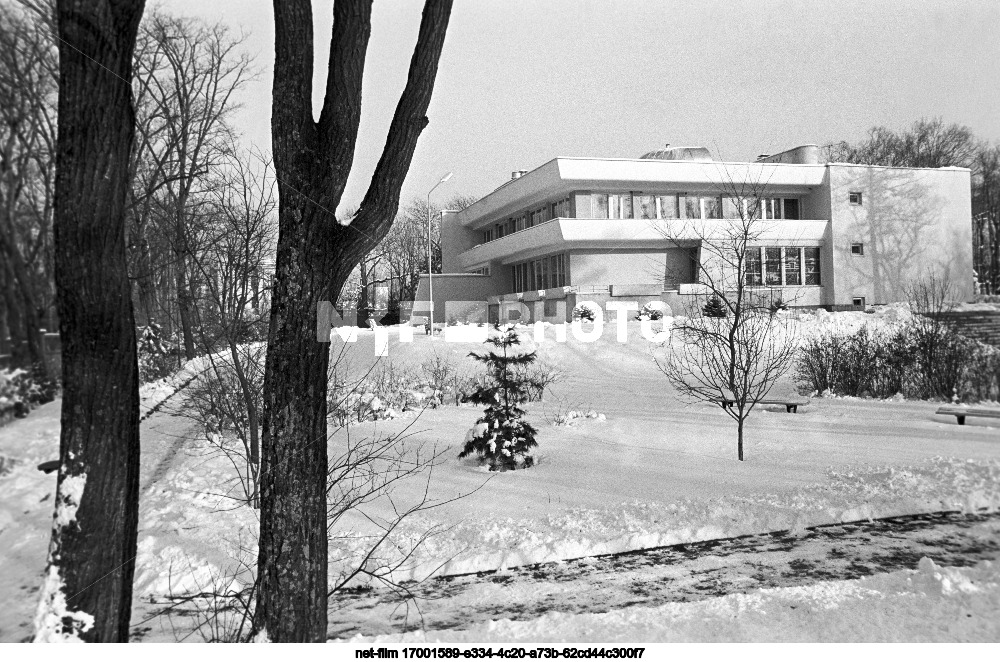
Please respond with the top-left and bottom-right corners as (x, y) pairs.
(327, 510), (1000, 639)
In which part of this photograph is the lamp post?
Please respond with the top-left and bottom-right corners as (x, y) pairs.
(427, 172), (452, 335)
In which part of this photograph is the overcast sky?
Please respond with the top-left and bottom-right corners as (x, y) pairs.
(162, 0), (1000, 212)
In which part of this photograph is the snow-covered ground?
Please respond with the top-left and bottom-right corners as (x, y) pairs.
(1, 310), (999, 641)
(349, 557), (1000, 643)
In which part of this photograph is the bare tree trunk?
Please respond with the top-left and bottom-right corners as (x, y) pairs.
(737, 416), (745, 462)
(0, 267), (29, 367)
(35, 0), (145, 642)
(132, 224), (156, 325)
(357, 255), (371, 328)
(0, 239), (52, 378)
(176, 258), (197, 359)
(227, 339), (260, 507)
(254, 0), (453, 642)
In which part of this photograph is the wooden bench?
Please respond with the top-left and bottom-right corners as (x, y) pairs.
(711, 395), (810, 413)
(935, 406), (1000, 425)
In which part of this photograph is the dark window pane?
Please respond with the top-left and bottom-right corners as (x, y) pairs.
(784, 198), (800, 220)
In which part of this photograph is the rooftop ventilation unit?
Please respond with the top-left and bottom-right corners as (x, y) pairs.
(639, 144), (713, 161)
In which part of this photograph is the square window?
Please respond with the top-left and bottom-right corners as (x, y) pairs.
(722, 197), (742, 219)
(636, 194), (656, 219)
(852, 297), (866, 308)
(849, 191), (863, 205)
(851, 243), (864, 256)
(702, 196), (723, 219)
(657, 195), (679, 219)
(784, 198), (800, 220)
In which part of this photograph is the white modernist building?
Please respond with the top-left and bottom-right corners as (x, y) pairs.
(415, 144), (973, 324)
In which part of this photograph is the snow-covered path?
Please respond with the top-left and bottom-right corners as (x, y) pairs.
(328, 511), (1000, 639)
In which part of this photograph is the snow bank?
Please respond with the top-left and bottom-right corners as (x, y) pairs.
(331, 457), (1000, 585)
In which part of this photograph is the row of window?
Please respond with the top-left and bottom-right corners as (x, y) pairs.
(592, 193), (800, 221)
(478, 193), (806, 246)
(482, 197), (572, 243)
(511, 253), (567, 292)
(744, 247), (821, 287)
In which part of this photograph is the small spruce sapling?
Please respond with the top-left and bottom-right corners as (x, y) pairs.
(703, 295), (727, 318)
(459, 325), (539, 471)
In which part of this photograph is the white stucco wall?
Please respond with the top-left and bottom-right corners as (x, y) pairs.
(827, 165), (973, 306)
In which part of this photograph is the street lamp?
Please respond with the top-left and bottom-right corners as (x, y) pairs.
(427, 171), (452, 335)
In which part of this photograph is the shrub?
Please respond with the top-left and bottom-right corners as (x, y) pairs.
(635, 302), (664, 321)
(0, 369), (32, 419)
(0, 366), (57, 420)
(796, 319), (1000, 403)
(183, 345), (266, 505)
(137, 320), (179, 383)
(454, 370), (490, 405)
(702, 295), (727, 318)
(328, 359), (419, 424)
(512, 359), (563, 402)
(796, 334), (845, 395)
(420, 351), (455, 407)
(768, 298), (789, 316)
(961, 342), (1000, 402)
(459, 325), (539, 471)
(796, 325), (914, 399)
(909, 318), (973, 400)
(571, 304), (596, 322)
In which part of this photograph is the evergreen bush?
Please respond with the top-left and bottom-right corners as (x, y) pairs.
(702, 296), (727, 318)
(459, 325), (539, 471)
(635, 302), (664, 321)
(137, 320), (179, 383)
